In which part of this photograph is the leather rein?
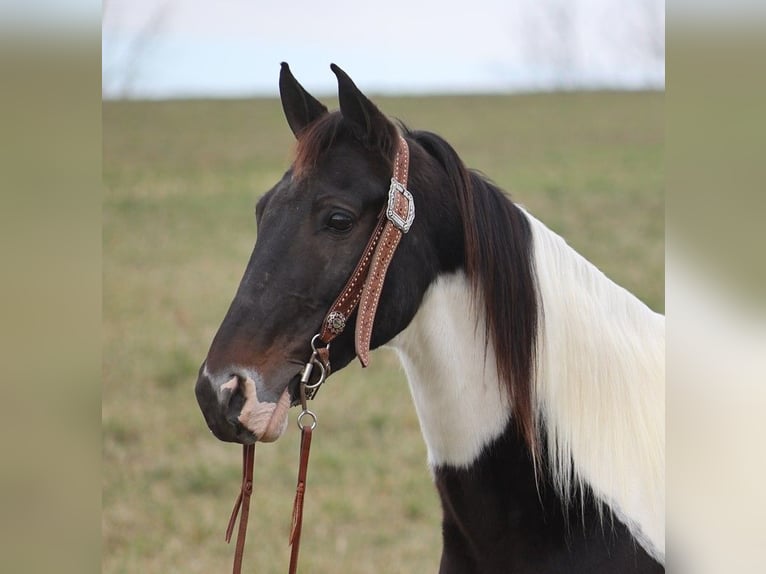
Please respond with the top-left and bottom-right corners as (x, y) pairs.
(226, 136), (414, 573)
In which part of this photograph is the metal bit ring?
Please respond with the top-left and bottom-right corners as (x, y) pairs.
(297, 409), (318, 430)
(303, 357), (326, 390)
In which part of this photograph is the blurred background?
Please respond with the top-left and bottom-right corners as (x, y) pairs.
(101, 1), (666, 573)
(102, 0), (664, 98)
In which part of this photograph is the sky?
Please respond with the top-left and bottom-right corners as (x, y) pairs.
(102, 0), (665, 99)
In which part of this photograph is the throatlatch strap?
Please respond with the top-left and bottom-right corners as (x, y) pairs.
(227, 444), (255, 574)
(288, 426), (314, 574)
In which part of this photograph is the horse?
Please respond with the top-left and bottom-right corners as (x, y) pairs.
(195, 63), (665, 573)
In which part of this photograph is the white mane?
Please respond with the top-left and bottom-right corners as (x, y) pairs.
(527, 212), (665, 562)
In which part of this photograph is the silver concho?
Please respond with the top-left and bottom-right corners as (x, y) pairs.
(325, 311), (346, 335)
(386, 178), (415, 233)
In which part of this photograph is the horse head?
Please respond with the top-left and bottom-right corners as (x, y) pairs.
(195, 64), (449, 444)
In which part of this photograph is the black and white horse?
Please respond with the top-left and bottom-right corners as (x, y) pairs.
(195, 63), (665, 573)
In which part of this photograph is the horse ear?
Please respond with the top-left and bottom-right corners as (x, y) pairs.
(279, 62), (328, 137)
(330, 63), (391, 141)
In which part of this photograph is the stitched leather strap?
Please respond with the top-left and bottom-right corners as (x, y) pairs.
(288, 426), (314, 574)
(226, 444), (255, 574)
(354, 220), (404, 366)
(318, 136), (413, 367)
(318, 214), (387, 343)
(355, 136), (411, 365)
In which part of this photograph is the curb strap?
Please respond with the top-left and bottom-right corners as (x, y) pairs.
(226, 443), (255, 574)
(288, 425), (313, 574)
(317, 135), (413, 366)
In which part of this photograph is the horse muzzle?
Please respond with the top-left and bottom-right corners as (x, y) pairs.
(195, 362), (291, 444)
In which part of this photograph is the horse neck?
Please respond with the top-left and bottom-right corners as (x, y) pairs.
(389, 271), (510, 468)
(389, 210), (665, 564)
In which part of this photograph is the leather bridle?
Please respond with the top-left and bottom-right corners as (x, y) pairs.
(226, 135), (414, 573)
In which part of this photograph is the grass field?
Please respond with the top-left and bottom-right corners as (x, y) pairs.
(103, 92), (663, 573)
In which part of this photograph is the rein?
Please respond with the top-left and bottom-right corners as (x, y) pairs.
(225, 136), (414, 573)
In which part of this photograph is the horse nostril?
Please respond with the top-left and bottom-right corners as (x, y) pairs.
(195, 371), (239, 442)
(223, 376), (247, 427)
(195, 371), (259, 444)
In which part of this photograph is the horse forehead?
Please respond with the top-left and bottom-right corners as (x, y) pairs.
(305, 142), (388, 188)
(258, 177), (313, 215)
(275, 172), (375, 207)
(262, 148), (385, 214)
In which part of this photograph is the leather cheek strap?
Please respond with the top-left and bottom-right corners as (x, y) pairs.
(316, 136), (412, 367)
(317, 213), (387, 344)
(354, 136), (411, 366)
(354, 221), (403, 366)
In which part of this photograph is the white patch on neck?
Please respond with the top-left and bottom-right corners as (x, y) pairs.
(526, 211), (665, 563)
(388, 211), (665, 564)
(389, 273), (510, 468)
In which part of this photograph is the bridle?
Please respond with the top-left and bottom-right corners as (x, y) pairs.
(225, 135), (414, 573)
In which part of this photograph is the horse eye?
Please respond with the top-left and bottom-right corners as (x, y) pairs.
(327, 212), (354, 233)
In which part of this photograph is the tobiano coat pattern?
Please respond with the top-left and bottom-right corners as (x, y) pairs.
(195, 63), (665, 573)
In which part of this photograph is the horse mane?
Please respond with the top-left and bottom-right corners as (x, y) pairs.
(407, 129), (540, 450)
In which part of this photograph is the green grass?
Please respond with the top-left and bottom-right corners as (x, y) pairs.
(103, 92), (663, 573)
